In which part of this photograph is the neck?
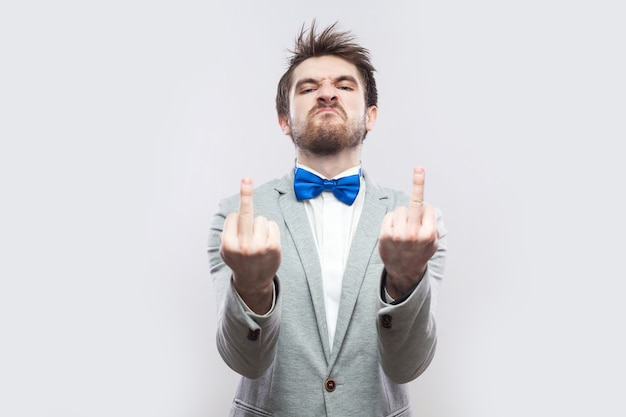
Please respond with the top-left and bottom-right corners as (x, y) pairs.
(296, 146), (362, 178)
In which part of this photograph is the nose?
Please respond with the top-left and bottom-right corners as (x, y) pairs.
(316, 82), (337, 105)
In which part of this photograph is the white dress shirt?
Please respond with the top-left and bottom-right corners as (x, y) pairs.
(298, 163), (365, 350)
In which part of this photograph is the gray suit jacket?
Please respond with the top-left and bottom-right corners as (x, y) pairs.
(208, 170), (447, 417)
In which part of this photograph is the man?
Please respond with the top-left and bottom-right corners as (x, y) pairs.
(208, 21), (447, 416)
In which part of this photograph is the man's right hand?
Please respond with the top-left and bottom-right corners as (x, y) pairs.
(220, 177), (282, 314)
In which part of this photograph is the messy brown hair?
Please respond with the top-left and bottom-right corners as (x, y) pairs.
(276, 21), (378, 119)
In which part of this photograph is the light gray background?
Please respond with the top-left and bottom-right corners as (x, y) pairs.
(1, 1), (625, 416)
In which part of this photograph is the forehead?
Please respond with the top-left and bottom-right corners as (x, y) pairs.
(291, 55), (363, 87)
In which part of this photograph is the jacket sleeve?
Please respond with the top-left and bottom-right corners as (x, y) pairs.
(207, 197), (281, 379)
(376, 207), (447, 384)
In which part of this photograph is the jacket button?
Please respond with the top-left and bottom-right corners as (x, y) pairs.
(247, 328), (260, 341)
(380, 314), (392, 329)
(324, 378), (336, 392)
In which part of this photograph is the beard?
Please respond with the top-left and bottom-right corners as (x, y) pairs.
(289, 105), (367, 156)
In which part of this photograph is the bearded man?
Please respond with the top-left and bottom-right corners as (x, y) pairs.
(208, 21), (447, 417)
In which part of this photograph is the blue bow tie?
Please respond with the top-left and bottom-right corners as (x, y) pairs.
(293, 167), (361, 206)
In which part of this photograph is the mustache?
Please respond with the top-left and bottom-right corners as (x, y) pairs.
(308, 103), (346, 118)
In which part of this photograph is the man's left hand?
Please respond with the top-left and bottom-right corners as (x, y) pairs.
(378, 166), (439, 300)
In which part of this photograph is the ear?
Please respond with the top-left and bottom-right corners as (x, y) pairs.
(278, 116), (291, 135)
(365, 106), (378, 132)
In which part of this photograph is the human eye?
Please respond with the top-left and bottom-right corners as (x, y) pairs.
(336, 80), (357, 91)
(296, 80), (319, 94)
(299, 86), (316, 94)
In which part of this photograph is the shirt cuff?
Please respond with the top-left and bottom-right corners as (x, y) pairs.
(383, 287), (396, 304)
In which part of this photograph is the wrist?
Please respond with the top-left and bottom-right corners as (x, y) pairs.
(384, 266), (426, 300)
(233, 278), (275, 315)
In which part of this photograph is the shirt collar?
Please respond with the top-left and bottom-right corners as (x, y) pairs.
(295, 161), (362, 180)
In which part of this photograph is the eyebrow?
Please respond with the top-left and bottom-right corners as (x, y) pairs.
(294, 75), (360, 91)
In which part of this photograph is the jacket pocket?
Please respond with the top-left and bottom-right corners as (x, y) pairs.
(231, 398), (272, 417)
(384, 405), (412, 417)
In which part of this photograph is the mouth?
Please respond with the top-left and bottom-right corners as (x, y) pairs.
(313, 106), (343, 117)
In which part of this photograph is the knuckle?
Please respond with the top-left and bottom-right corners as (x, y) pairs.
(238, 241), (252, 255)
(391, 232), (405, 242)
(255, 217), (269, 228)
(220, 235), (236, 250)
(422, 229), (437, 242)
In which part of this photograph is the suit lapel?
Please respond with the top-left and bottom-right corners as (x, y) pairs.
(328, 172), (389, 366)
(275, 172), (332, 362)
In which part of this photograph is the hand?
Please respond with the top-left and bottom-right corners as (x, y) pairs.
(220, 178), (281, 314)
(379, 166), (439, 299)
